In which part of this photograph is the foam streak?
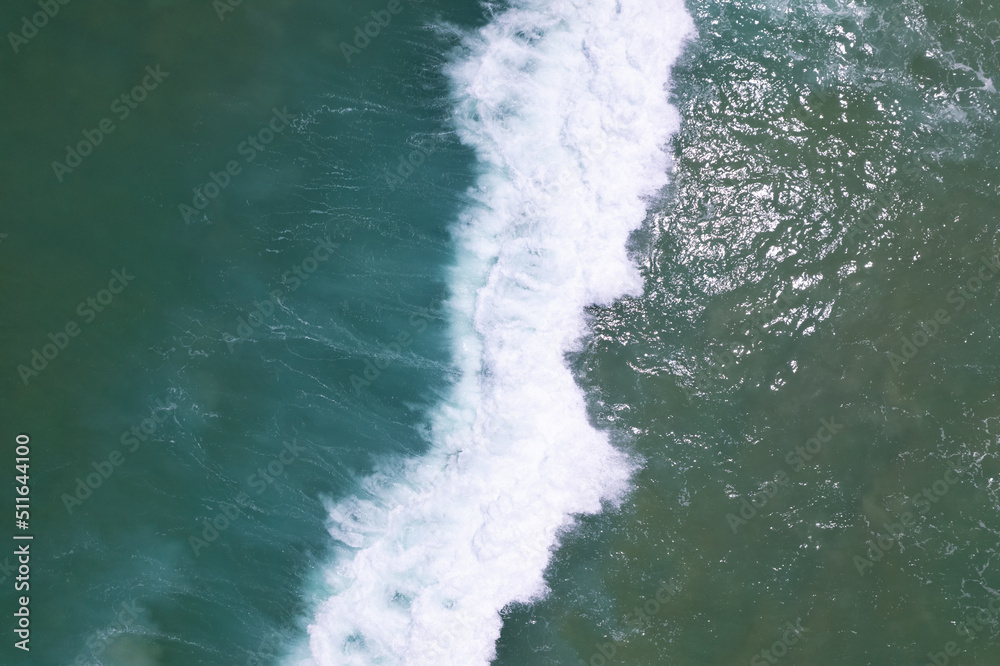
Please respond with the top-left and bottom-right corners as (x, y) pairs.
(303, 0), (693, 663)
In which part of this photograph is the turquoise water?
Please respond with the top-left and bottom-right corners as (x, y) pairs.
(1, 0), (999, 664)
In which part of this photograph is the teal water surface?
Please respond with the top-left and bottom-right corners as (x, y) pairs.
(1, 0), (1000, 664)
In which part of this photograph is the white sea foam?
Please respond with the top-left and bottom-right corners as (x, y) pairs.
(299, 0), (693, 663)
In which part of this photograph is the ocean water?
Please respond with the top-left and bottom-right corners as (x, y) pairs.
(1, 0), (999, 664)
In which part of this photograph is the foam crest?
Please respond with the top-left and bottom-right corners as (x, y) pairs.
(299, 0), (693, 663)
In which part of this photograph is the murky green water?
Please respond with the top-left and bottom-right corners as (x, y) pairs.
(1, 0), (998, 664)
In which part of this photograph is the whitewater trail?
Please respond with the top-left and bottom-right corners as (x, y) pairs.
(301, 0), (694, 663)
